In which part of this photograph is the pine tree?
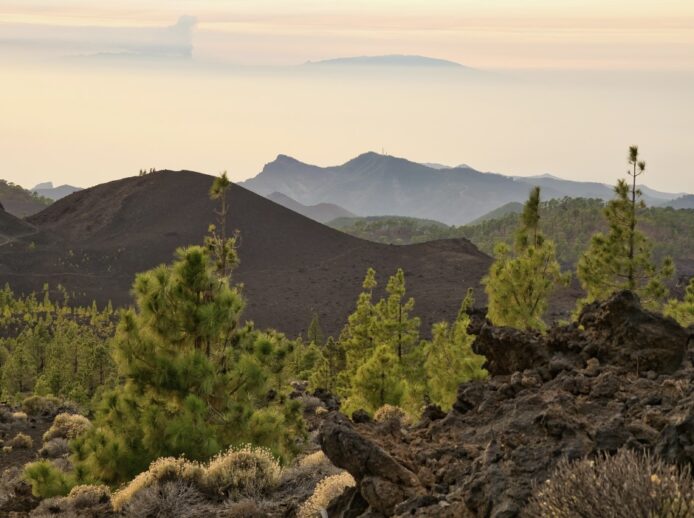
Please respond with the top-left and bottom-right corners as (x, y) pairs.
(424, 289), (487, 409)
(206, 171), (238, 278)
(483, 187), (569, 330)
(310, 337), (346, 393)
(347, 344), (404, 413)
(307, 312), (324, 346)
(664, 277), (694, 327)
(372, 269), (421, 362)
(67, 245), (302, 485)
(577, 147), (674, 310)
(339, 268), (378, 386)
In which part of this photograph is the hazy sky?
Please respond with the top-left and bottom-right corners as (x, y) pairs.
(1, 1), (693, 192)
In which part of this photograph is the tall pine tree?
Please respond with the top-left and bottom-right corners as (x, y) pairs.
(577, 147), (674, 310)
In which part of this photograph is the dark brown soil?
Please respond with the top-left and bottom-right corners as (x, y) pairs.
(0, 170), (495, 337)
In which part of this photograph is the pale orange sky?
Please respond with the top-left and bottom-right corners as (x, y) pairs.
(1, 1), (693, 192)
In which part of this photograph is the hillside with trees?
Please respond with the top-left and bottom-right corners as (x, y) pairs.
(0, 180), (51, 218)
(331, 198), (694, 273)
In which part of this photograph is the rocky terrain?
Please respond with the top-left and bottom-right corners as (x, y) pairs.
(319, 291), (694, 516)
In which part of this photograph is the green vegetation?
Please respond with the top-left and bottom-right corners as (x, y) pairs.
(483, 187), (570, 330)
(0, 285), (116, 405)
(665, 277), (694, 327)
(330, 200), (694, 269)
(577, 148), (674, 310)
(329, 216), (451, 244)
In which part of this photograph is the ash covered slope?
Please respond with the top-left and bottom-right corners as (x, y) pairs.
(0, 170), (491, 337)
(320, 291), (694, 516)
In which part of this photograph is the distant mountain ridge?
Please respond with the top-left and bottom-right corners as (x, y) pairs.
(240, 152), (686, 225)
(305, 55), (466, 68)
(266, 192), (356, 223)
(32, 182), (82, 201)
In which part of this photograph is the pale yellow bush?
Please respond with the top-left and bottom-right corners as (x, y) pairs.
(8, 432), (33, 449)
(11, 411), (27, 422)
(315, 407), (328, 416)
(298, 471), (356, 518)
(67, 484), (111, 508)
(2, 446), (12, 454)
(202, 445), (281, 500)
(111, 457), (204, 511)
(42, 413), (92, 442)
(373, 404), (410, 425)
(298, 451), (328, 470)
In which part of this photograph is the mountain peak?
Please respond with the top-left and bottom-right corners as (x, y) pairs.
(305, 55), (466, 68)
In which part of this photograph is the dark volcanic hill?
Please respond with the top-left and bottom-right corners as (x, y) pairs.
(0, 171), (491, 337)
(240, 153), (686, 225)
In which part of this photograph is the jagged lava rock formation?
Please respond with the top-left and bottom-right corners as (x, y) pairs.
(319, 292), (694, 517)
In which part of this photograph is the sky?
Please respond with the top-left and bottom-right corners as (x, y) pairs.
(1, 0), (693, 192)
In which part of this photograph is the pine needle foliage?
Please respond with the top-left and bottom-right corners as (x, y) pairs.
(577, 147), (674, 311)
(483, 187), (569, 331)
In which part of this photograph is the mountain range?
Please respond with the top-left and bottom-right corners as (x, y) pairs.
(241, 152), (687, 225)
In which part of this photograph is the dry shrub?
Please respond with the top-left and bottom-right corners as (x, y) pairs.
(111, 457), (204, 511)
(298, 471), (356, 518)
(2, 446), (11, 454)
(298, 451), (329, 470)
(202, 445), (281, 500)
(216, 499), (267, 518)
(68, 484), (112, 509)
(8, 432), (33, 449)
(373, 405), (410, 427)
(42, 413), (92, 442)
(39, 438), (69, 459)
(22, 395), (61, 416)
(119, 480), (207, 518)
(11, 411), (27, 422)
(315, 407), (328, 416)
(524, 449), (694, 517)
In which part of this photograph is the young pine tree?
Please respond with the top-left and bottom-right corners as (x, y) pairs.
(205, 171), (239, 278)
(310, 337), (346, 393)
(62, 245), (301, 486)
(307, 312), (325, 346)
(339, 268), (378, 389)
(348, 344), (404, 413)
(664, 277), (694, 327)
(483, 187), (569, 330)
(424, 289), (487, 409)
(577, 147), (674, 310)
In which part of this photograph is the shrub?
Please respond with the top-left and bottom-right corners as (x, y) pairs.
(118, 480), (206, 518)
(24, 460), (73, 498)
(298, 451), (329, 470)
(67, 484), (111, 508)
(523, 449), (694, 517)
(202, 445), (281, 500)
(11, 411), (27, 422)
(8, 432), (33, 449)
(2, 446), (12, 454)
(111, 457), (204, 511)
(373, 404), (410, 425)
(42, 413), (91, 442)
(39, 438), (69, 459)
(298, 471), (356, 518)
(22, 395), (61, 416)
